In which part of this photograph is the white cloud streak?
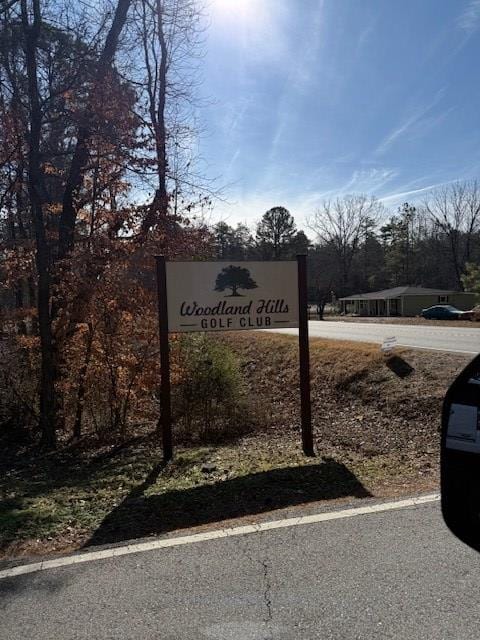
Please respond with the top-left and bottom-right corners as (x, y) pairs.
(379, 180), (459, 206)
(262, 1), (325, 174)
(341, 168), (398, 193)
(374, 88), (447, 156)
(457, 0), (480, 33)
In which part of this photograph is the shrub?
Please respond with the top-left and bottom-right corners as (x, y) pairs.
(0, 335), (39, 443)
(172, 334), (249, 442)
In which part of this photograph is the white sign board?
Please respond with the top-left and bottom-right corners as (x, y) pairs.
(381, 336), (397, 352)
(165, 261), (299, 332)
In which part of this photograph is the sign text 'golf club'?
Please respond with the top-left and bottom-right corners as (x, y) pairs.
(165, 261), (299, 332)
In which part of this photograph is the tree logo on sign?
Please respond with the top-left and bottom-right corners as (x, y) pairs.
(214, 265), (258, 297)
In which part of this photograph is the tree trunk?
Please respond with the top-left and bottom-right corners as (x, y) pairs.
(37, 252), (57, 448)
(141, 0), (168, 232)
(154, 0), (168, 218)
(58, 0), (132, 260)
(72, 323), (94, 440)
(21, 0), (57, 448)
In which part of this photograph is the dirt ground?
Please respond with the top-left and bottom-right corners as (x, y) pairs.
(222, 333), (468, 460)
(0, 333), (469, 562)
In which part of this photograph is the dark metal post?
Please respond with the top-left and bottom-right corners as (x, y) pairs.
(297, 254), (314, 456)
(155, 255), (173, 462)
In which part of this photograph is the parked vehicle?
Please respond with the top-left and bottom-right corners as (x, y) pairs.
(421, 304), (471, 320)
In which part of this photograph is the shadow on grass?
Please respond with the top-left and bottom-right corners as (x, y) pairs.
(0, 435), (162, 551)
(86, 457), (371, 548)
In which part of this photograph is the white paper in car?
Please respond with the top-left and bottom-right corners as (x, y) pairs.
(446, 403), (480, 452)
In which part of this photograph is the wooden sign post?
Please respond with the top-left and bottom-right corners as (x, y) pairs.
(297, 254), (314, 456)
(155, 256), (173, 462)
(155, 256), (314, 462)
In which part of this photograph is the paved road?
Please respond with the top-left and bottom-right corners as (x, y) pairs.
(2, 498), (480, 639)
(269, 320), (480, 354)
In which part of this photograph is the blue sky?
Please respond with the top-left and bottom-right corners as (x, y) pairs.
(199, 0), (480, 229)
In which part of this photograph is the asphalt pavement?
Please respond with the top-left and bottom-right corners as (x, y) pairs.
(269, 320), (480, 354)
(2, 497), (480, 639)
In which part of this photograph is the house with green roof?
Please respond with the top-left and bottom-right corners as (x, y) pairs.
(339, 286), (475, 317)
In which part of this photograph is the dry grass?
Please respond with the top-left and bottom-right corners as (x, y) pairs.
(221, 331), (468, 463)
(0, 332), (470, 561)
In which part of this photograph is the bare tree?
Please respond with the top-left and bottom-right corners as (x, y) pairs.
(423, 181), (480, 289)
(309, 195), (383, 295)
(134, 0), (205, 233)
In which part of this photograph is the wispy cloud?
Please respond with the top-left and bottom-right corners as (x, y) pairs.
(224, 148), (240, 178)
(219, 98), (251, 137)
(213, 167), (397, 231)
(211, 188), (324, 232)
(262, 1), (325, 173)
(374, 88), (447, 156)
(457, 0), (480, 34)
(206, 2), (478, 231)
(356, 21), (376, 52)
(342, 168), (398, 193)
(379, 180), (458, 206)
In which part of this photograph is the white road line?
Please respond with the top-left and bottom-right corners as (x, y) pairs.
(395, 343), (477, 355)
(0, 493), (440, 581)
(266, 328), (479, 355)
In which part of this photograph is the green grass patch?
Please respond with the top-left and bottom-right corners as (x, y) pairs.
(0, 434), (436, 558)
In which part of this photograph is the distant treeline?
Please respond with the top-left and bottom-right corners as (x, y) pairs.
(210, 186), (480, 308)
